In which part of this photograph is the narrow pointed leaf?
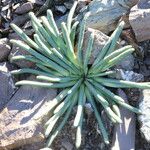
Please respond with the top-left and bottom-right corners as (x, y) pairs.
(74, 84), (86, 127)
(92, 80), (142, 114)
(10, 40), (69, 76)
(83, 32), (94, 74)
(95, 77), (150, 89)
(47, 9), (59, 36)
(37, 75), (78, 82)
(10, 23), (39, 50)
(85, 87), (109, 144)
(70, 21), (79, 46)
(77, 12), (90, 65)
(93, 21), (125, 66)
(15, 80), (77, 88)
(67, 1), (78, 34)
(85, 81), (122, 123)
(61, 22), (76, 63)
(11, 68), (58, 77)
(46, 91), (78, 147)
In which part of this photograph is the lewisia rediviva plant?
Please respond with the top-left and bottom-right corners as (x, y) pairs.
(10, 1), (150, 148)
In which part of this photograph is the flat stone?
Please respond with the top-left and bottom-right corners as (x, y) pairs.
(20, 141), (45, 150)
(0, 62), (16, 111)
(144, 57), (150, 66)
(83, 28), (109, 63)
(129, 0), (150, 42)
(54, 0), (66, 5)
(114, 69), (144, 82)
(61, 139), (73, 150)
(64, 1), (74, 9)
(85, 0), (138, 33)
(116, 54), (135, 71)
(55, 5), (67, 14)
(111, 89), (136, 150)
(0, 84), (57, 150)
(139, 89), (150, 142)
(15, 2), (34, 15)
(11, 14), (29, 27)
(0, 38), (11, 61)
(56, 13), (68, 30)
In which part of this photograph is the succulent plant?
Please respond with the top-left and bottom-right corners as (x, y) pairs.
(10, 1), (150, 148)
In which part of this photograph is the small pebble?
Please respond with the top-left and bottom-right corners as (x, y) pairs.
(55, 5), (67, 14)
(15, 2), (34, 14)
(62, 139), (73, 150)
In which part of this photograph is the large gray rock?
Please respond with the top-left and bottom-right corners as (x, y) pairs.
(11, 14), (29, 27)
(83, 28), (109, 63)
(114, 69), (144, 82)
(0, 62), (16, 110)
(139, 89), (150, 142)
(111, 89), (136, 150)
(18, 141), (45, 150)
(116, 54), (135, 71)
(85, 0), (138, 33)
(0, 38), (11, 62)
(129, 0), (150, 42)
(15, 2), (34, 15)
(0, 84), (57, 150)
(82, 27), (135, 72)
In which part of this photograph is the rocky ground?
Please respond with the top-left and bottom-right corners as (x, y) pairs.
(0, 0), (150, 150)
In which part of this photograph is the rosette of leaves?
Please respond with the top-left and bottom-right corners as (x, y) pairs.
(10, 1), (150, 148)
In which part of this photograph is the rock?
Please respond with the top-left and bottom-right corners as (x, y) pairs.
(11, 14), (29, 27)
(12, 3), (20, 11)
(139, 64), (150, 77)
(139, 89), (150, 142)
(15, 2), (34, 15)
(144, 56), (150, 66)
(36, 0), (54, 15)
(55, 5), (67, 14)
(76, 0), (90, 13)
(64, 0), (90, 11)
(54, 0), (67, 5)
(23, 20), (33, 29)
(129, 0), (150, 42)
(64, 1), (74, 9)
(85, 103), (93, 117)
(0, 62), (16, 110)
(20, 141), (45, 150)
(8, 32), (20, 40)
(0, 84), (57, 150)
(61, 138), (73, 150)
(83, 28), (109, 63)
(85, 0), (138, 34)
(114, 69), (144, 82)
(83, 28), (129, 67)
(111, 89), (136, 150)
(56, 13), (68, 30)
(1, 0), (11, 5)
(0, 38), (11, 61)
(116, 54), (135, 71)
